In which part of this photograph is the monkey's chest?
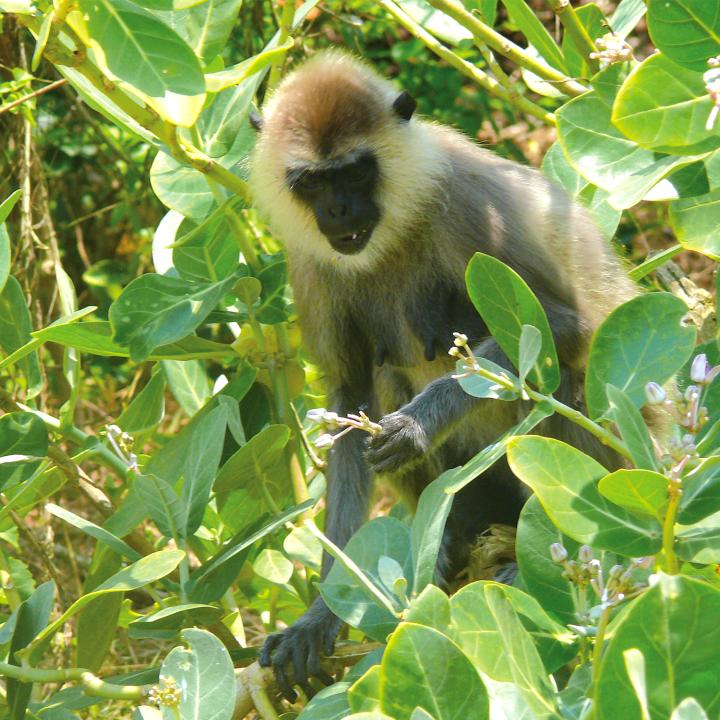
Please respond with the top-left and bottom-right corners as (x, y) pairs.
(351, 279), (488, 369)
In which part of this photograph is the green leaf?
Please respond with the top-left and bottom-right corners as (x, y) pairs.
(0, 189), (21, 225)
(134, 473), (186, 540)
(379, 623), (489, 720)
(675, 516), (720, 564)
(411, 471), (455, 594)
(606, 384), (659, 471)
(253, 548), (293, 584)
(647, 0), (720, 71)
(152, 0), (243, 63)
(128, 604), (223, 640)
(301, 683), (352, 720)
(406, 585), (452, 632)
(609, 0), (646, 39)
(109, 272), (238, 362)
(214, 424), (290, 500)
(678, 457), (720, 524)
(607, 154), (709, 211)
(150, 152), (218, 219)
(466, 253), (560, 392)
(172, 214), (240, 282)
(483, 585), (559, 719)
(7, 581), (54, 720)
(46, 503), (141, 561)
(670, 188), (720, 260)
(162, 359), (209, 417)
(283, 524), (322, 570)
(0, 276), (42, 398)
(320, 518), (410, 642)
(0, 412), (48, 491)
(456, 357), (519, 401)
(36, 320), (232, 360)
(596, 574), (720, 719)
(179, 405), (227, 536)
(598, 469), (668, 521)
(518, 324), (542, 388)
(516, 496), (579, 624)
(449, 581), (577, 679)
(585, 293), (696, 419)
(397, 0), (472, 45)
(25, 550), (184, 664)
(349, 664), (383, 713)
(0, 225), (10, 295)
(557, 91), (654, 191)
(561, 3), (605, 79)
(612, 54), (720, 154)
(501, 0), (566, 72)
(160, 628), (235, 720)
(74, 0), (205, 125)
(508, 436), (662, 555)
(116, 370), (166, 434)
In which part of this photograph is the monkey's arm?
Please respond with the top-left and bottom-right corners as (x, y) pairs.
(260, 392), (374, 701)
(367, 297), (586, 474)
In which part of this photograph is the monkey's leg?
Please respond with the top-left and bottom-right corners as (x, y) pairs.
(260, 429), (373, 701)
(435, 456), (527, 587)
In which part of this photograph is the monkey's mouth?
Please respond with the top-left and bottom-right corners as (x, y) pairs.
(328, 228), (374, 255)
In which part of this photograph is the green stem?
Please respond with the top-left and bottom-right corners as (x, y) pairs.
(628, 244), (683, 281)
(0, 662), (147, 701)
(591, 604), (611, 678)
(267, 0), (295, 91)
(424, 0), (589, 96)
(546, 0), (600, 74)
(661, 481), (681, 574)
(380, 0), (556, 124)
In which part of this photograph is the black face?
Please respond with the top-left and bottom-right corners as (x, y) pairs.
(286, 151), (381, 255)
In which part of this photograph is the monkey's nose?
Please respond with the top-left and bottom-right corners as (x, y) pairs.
(327, 203), (348, 218)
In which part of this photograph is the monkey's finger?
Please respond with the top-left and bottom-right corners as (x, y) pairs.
(273, 654), (298, 704)
(368, 453), (405, 474)
(259, 633), (281, 667)
(307, 635), (334, 686)
(292, 643), (315, 698)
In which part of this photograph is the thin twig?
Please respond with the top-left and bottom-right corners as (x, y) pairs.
(0, 77), (68, 115)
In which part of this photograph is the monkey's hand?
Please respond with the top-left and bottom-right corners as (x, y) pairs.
(366, 411), (430, 474)
(259, 597), (340, 702)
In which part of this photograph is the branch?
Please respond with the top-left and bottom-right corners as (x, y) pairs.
(0, 78), (68, 116)
(546, 0), (599, 75)
(380, 0), (556, 124)
(425, 0), (589, 97)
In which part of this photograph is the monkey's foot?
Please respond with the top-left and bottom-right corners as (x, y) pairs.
(259, 611), (340, 702)
(366, 411), (430, 474)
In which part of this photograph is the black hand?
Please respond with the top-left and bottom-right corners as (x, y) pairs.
(366, 411), (429, 474)
(259, 599), (340, 702)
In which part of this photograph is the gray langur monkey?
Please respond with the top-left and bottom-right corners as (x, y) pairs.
(249, 51), (636, 699)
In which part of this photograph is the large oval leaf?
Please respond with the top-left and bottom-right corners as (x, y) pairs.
(109, 272), (238, 362)
(466, 253), (559, 393)
(647, 0), (720, 71)
(75, 0), (205, 125)
(596, 574), (720, 719)
(585, 293), (696, 419)
(612, 53), (720, 154)
(670, 188), (720, 260)
(159, 628), (235, 720)
(508, 436), (662, 556)
(380, 623), (489, 720)
(0, 412), (48, 491)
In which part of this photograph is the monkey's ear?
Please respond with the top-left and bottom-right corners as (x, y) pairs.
(249, 109), (264, 131)
(392, 91), (416, 121)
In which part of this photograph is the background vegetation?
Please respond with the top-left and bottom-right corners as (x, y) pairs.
(1, 0), (720, 718)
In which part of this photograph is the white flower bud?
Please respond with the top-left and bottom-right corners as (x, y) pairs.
(453, 332), (469, 347)
(550, 543), (568, 563)
(644, 382), (666, 405)
(306, 408), (326, 423)
(691, 354), (710, 383)
(314, 433), (335, 450)
(448, 346), (462, 358)
(578, 545), (594, 563)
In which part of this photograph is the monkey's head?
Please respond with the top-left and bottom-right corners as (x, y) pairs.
(250, 52), (446, 268)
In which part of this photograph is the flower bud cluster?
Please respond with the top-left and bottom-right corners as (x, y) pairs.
(105, 424), (138, 470)
(589, 33), (634, 68)
(147, 676), (182, 708)
(306, 407), (382, 451)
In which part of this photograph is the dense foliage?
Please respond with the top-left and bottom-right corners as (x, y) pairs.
(1, 0), (720, 718)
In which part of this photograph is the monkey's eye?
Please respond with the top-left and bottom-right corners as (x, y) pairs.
(344, 163), (371, 183)
(294, 172), (324, 192)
